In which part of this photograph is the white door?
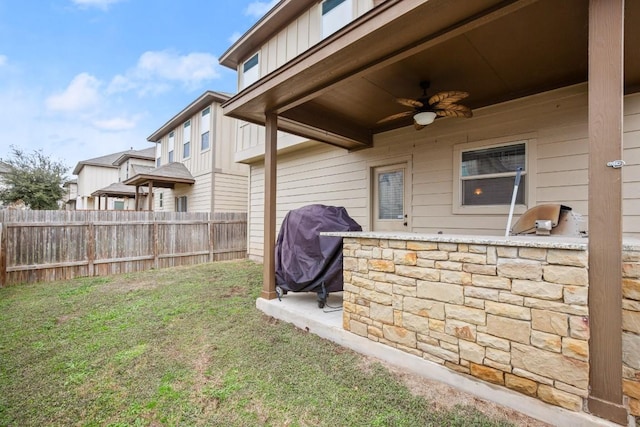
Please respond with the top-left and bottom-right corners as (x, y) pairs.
(372, 164), (409, 232)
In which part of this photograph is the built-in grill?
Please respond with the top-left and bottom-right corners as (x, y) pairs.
(510, 204), (587, 237)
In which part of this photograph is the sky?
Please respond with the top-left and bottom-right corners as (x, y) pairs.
(0, 0), (278, 174)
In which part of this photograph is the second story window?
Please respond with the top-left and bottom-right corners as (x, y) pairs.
(322, 0), (352, 38)
(183, 120), (191, 159)
(242, 53), (259, 89)
(168, 131), (175, 163)
(201, 106), (211, 151)
(155, 141), (161, 167)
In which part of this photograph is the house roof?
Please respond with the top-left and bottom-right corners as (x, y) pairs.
(112, 147), (156, 166)
(0, 161), (11, 174)
(130, 164), (154, 176)
(146, 90), (233, 142)
(123, 162), (195, 189)
(73, 148), (153, 175)
(91, 182), (148, 197)
(220, 0), (640, 149)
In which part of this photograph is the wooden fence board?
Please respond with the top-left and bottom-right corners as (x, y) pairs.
(0, 211), (247, 286)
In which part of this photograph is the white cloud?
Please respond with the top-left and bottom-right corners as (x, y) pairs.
(244, 0), (278, 18)
(0, 55), (7, 67)
(45, 73), (102, 113)
(71, 0), (124, 10)
(92, 116), (137, 131)
(107, 50), (221, 96)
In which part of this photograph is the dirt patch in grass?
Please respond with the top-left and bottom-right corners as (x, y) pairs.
(100, 277), (160, 293)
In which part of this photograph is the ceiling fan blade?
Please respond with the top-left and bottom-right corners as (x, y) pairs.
(436, 104), (473, 118)
(396, 98), (424, 108)
(428, 91), (469, 107)
(413, 120), (426, 131)
(377, 110), (414, 124)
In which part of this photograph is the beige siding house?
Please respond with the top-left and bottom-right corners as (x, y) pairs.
(73, 147), (155, 210)
(62, 179), (78, 210)
(220, 1), (640, 425)
(126, 91), (248, 213)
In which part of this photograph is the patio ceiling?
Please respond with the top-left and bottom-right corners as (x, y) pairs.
(222, 0), (640, 150)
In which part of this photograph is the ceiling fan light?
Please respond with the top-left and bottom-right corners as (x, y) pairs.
(413, 111), (437, 126)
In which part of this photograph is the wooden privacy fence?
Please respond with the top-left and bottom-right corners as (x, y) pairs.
(0, 210), (247, 286)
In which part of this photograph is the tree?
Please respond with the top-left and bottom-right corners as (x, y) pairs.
(0, 146), (69, 210)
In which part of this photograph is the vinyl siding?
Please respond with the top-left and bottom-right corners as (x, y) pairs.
(213, 172), (248, 212)
(151, 100), (248, 214)
(236, 0), (375, 161)
(246, 85), (640, 260)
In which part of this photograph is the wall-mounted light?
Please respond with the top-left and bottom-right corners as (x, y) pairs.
(474, 188), (483, 196)
(413, 111), (437, 126)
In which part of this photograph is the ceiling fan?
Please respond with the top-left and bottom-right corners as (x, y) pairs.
(378, 81), (473, 130)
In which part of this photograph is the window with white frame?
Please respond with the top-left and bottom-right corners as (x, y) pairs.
(322, 0), (352, 38)
(155, 141), (161, 167)
(159, 192), (163, 208)
(176, 195), (187, 212)
(183, 120), (191, 159)
(201, 107), (210, 151)
(455, 141), (528, 210)
(242, 53), (259, 89)
(168, 131), (175, 163)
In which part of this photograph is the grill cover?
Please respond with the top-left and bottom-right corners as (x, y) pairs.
(275, 204), (362, 293)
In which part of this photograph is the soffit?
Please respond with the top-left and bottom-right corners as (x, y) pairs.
(222, 0), (640, 149)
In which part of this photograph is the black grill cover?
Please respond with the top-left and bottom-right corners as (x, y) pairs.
(275, 204), (362, 293)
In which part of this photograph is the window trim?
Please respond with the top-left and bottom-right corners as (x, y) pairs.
(168, 131), (175, 163)
(176, 195), (187, 212)
(452, 134), (536, 215)
(241, 52), (260, 89)
(183, 120), (191, 159)
(201, 107), (211, 151)
(321, 0), (353, 39)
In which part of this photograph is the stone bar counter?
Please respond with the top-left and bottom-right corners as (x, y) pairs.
(322, 232), (640, 419)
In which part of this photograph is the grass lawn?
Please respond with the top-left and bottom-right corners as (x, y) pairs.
(0, 260), (517, 426)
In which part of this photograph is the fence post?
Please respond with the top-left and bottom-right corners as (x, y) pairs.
(0, 223), (6, 287)
(209, 212), (214, 263)
(87, 222), (95, 276)
(153, 219), (159, 269)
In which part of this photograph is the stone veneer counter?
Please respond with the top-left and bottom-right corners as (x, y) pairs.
(321, 231), (640, 251)
(320, 231), (640, 421)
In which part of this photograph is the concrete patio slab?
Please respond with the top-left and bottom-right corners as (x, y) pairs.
(257, 292), (629, 427)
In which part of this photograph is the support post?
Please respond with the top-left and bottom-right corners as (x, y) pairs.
(262, 112), (278, 300)
(148, 182), (154, 211)
(0, 223), (6, 287)
(587, 0), (627, 424)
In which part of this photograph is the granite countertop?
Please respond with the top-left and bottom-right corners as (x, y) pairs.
(321, 231), (640, 251)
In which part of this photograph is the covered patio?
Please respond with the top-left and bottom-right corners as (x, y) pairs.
(222, 0), (640, 424)
(91, 182), (147, 211)
(123, 163), (195, 211)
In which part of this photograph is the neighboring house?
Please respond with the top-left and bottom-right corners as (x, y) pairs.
(124, 91), (248, 213)
(0, 161), (10, 208)
(73, 147), (155, 210)
(62, 179), (78, 210)
(219, 0), (640, 425)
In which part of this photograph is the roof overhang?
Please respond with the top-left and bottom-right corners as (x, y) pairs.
(221, 0), (640, 150)
(91, 183), (148, 197)
(123, 163), (196, 189)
